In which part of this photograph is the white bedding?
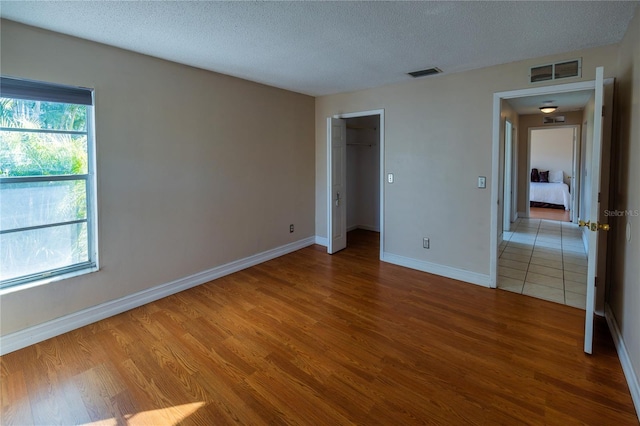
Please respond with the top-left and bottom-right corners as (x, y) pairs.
(530, 182), (571, 210)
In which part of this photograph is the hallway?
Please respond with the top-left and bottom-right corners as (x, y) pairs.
(498, 218), (587, 308)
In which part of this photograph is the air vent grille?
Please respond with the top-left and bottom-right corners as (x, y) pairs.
(408, 67), (442, 78)
(543, 116), (566, 124)
(530, 59), (581, 83)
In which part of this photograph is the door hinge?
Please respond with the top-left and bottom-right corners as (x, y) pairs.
(598, 192), (601, 203)
(602, 106), (605, 117)
(595, 277), (598, 287)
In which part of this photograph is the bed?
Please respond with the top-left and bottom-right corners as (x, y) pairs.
(530, 168), (571, 211)
(530, 182), (571, 210)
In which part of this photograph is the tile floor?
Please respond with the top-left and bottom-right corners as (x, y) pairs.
(498, 217), (588, 309)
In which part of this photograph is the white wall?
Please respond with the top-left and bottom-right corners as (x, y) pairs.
(530, 127), (574, 188)
(0, 20), (315, 336)
(346, 115), (380, 232)
(316, 45), (619, 281)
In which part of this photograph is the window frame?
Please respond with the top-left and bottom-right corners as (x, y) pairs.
(529, 58), (582, 84)
(0, 77), (98, 289)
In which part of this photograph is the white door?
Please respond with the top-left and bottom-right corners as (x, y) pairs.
(583, 67), (605, 354)
(327, 117), (347, 254)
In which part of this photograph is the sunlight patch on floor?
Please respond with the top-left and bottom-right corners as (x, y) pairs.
(82, 401), (205, 425)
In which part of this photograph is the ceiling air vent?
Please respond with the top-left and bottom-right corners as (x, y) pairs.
(530, 59), (581, 83)
(408, 67), (442, 78)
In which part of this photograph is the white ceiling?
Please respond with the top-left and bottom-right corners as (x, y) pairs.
(506, 90), (595, 115)
(1, 1), (637, 96)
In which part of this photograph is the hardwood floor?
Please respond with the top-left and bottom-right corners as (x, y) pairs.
(1, 230), (637, 425)
(529, 207), (571, 222)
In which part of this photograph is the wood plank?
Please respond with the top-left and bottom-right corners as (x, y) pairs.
(1, 369), (34, 425)
(0, 230), (637, 425)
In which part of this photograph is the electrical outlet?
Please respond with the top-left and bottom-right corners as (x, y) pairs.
(423, 238), (430, 249)
(290, 224), (294, 233)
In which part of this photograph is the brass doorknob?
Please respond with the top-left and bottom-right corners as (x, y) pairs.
(578, 219), (590, 228)
(598, 223), (610, 231)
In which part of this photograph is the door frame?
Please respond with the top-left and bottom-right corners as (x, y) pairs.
(503, 119), (514, 232)
(327, 109), (385, 259)
(525, 124), (580, 219)
(511, 125), (518, 223)
(490, 79), (599, 289)
(571, 127), (580, 224)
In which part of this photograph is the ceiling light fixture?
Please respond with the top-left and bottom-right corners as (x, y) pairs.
(539, 106), (558, 113)
(539, 101), (558, 114)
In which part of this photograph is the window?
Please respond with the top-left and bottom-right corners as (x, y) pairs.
(0, 77), (97, 289)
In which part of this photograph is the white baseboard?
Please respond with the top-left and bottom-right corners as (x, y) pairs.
(382, 252), (491, 288)
(605, 304), (640, 420)
(0, 237), (316, 356)
(315, 236), (328, 247)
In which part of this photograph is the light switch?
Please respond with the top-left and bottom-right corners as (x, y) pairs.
(387, 173), (394, 184)
(478, 176), (486, 188)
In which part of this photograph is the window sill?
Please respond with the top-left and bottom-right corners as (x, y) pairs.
(0, 266), (99, 296)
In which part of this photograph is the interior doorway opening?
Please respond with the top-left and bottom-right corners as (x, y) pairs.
(527, 126), (580, 223)
(327, 110), (384, 257)
(345, 115), (380, 238)
(497, 98), (592, 312)
(491, 68), (614, 354)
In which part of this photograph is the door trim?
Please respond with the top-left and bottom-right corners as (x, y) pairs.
(327, 109), (385, 259)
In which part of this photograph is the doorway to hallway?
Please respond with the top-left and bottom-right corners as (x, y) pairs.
(498, 217), (587, 309)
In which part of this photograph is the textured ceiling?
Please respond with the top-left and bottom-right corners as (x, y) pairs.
(1, 1), (637, 96)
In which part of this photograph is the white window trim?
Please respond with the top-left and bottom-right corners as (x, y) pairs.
(0, 78), (99, 289)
